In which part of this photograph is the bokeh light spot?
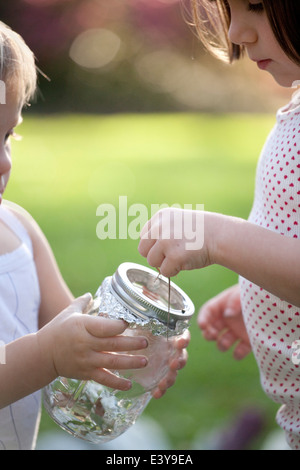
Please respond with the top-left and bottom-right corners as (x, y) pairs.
(69, 28), (121, 69)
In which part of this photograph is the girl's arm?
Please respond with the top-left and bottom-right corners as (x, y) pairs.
(0, 205), (149, 409)
(1, 295), (87, 409)
(0, 295), (149, 409)
(139, 209), (300, 307)
(212, 213), (300, 307)
(1, 206), (187, 407)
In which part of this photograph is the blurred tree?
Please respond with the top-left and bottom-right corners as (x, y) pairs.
(0, 0), (193, 113)
(0, 0), (287, 113)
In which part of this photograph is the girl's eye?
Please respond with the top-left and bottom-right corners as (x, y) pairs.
(248, 2), (264, 13)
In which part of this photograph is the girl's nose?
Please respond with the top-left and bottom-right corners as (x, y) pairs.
(228, 11), (258, 46)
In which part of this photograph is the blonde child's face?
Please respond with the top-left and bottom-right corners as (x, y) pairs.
(0, 91), (22, 204)
(227, 0), (300, 87)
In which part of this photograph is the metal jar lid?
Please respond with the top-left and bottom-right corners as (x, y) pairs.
(110, 262), (194, 330)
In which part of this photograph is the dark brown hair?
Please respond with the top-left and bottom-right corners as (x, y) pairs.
(187, 0), (300, 65)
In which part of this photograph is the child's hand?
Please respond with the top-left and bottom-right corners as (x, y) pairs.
(198, 285), (252, 360)
(37, 294), (148, 391)
(139, 208), (211, 278)
(151, 330), (190, 399)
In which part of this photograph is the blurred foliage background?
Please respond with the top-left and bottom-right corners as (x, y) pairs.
(1, 0), (294, 450)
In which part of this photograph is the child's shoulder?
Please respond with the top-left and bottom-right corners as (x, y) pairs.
(2, 200), (40, 239)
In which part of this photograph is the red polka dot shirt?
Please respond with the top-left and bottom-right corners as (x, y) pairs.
(239, 91), (300, 450)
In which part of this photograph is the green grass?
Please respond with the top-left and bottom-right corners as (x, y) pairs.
(6, 112), (280, 449)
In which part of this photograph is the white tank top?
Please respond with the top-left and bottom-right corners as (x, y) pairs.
(0, 203), (41, 450)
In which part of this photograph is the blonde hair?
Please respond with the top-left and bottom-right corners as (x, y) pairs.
(0, 21), (37, 106)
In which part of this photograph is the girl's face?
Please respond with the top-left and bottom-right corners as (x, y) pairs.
(226, 0), (300, 87)
(0, 91), (22, 204)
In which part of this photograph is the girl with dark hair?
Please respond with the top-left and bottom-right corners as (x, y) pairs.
(190, 0), (300, 67)
(139, 0), (300, 449)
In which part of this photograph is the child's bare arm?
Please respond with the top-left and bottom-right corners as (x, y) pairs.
(0, 294), (148, 409)
(139, 208), (300, 307)
(0, 206), (149, 409)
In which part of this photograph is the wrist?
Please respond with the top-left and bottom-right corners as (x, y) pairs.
(209, 213), (248, 268)
(36, 326), (58, 384)
(204, 211), (229, 266)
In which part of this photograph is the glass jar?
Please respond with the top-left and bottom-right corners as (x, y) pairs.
(43, 262), (194, 444)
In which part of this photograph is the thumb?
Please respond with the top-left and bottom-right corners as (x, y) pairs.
(69, 293), (93, 314)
